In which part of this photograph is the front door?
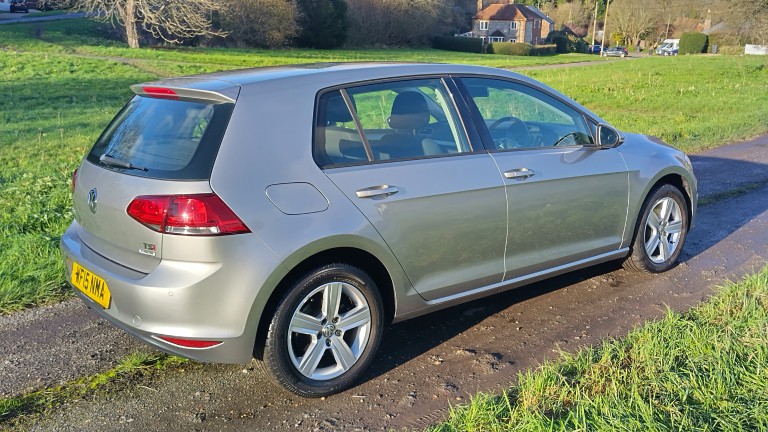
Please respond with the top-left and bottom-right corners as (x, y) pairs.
(457, 77), (629, 279)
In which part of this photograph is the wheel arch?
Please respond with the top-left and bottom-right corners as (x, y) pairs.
(627, 171), (694, 247)
(252, 247), (396, 360)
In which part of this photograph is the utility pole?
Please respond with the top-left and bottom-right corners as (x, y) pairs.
(590, 0), (598, 49)
(601, 0), (612, 55)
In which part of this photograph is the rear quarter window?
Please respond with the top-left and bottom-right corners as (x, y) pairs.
(87, 96), (234, 180)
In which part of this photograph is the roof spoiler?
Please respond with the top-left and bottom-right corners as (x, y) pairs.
(130, 84), (238, 104)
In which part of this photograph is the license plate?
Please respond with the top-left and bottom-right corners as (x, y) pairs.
(71, 262), (111, 309)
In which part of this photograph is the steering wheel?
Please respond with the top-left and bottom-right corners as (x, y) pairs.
(489, 116), (531, 149)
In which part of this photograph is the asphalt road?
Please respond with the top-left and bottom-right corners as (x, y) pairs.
(0, 12), (86, 25)
(2, 135), (768, 431)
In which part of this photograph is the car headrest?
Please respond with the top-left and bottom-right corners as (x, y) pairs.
(324, 94), (355, 124)
(387, 91), (430, 130)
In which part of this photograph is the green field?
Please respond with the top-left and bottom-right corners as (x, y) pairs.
(0, 19), (767, 313)
(430, 265), (768, 431)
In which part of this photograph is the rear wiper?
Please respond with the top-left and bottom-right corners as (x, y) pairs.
(99, 154), (148, 171)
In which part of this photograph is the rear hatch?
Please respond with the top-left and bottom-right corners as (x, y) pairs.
(73, 82), (241, 274)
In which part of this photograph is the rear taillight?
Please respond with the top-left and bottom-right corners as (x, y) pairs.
(127, 194), (250, 236)
(72, 169), (78, 193)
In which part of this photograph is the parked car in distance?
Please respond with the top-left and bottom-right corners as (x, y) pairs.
(9, 0), (29, 13)
(587, 44), (603, 54)
(656, 38), (680, 56)
(603, 46), (629, 57)
(62, 62), (697, 398)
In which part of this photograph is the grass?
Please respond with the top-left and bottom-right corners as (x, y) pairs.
(0, 353), (188, 430)
(429, 264), (768, 431)
(0, 19), (766, 313)
(525, 56), (768, 153)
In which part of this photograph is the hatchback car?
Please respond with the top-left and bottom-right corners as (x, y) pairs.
(62, 63), (696, 397)
(9, 0), (29, 12)
(603, 46), (629, 57)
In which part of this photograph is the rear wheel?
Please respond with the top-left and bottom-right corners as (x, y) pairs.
(260, 264), (384, 397)
(624, 184), (688, 273)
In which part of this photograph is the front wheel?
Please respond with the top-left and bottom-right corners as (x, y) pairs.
(624, 184), (689, 273)
(260, 264), (384, 397)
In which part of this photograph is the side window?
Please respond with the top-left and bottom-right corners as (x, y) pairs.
(314, 90), (368, 166)
(314, 79), (472, 167)
(460, 77), (593, 150)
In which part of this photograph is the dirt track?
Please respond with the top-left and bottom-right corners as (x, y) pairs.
(3, 135), (768, 431)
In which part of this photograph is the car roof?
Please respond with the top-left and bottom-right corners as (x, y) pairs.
(140, 62), (542, 90)
(134, 62), (610, 125)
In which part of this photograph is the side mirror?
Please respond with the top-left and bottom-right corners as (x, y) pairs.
(597, 124), (624, 148)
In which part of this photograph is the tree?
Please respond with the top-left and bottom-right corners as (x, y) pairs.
(346, 0), (450, 47)
(611, 0), (657, 47)
(541, 1), (591, 35)
(51, 0), (225, 48)
(296, 0), (348, 49)
(219, 0), (299, 48)
(717, 0), (768, 45)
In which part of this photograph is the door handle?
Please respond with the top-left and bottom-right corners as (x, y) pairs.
(504, 168), (535, 180)
(356, 185), (399, 199)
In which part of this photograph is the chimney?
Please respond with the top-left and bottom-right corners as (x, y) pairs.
(477, 0), (484, 13)
(703, 9), (712, 31)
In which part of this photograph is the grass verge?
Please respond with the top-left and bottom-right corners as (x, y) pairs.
(0, 353), (188, 430)
(429, 264), (768, 431)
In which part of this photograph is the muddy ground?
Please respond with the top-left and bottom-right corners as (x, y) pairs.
(2, 135), (768, 431)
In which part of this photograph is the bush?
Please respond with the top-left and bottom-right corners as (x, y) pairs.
(680, 32), (708, 54)
(296, 0), (348, 49)
(432, 36), (483, 53)
(552, 35), (569, 53)
(532, 44), (557, 55)
(718, 45), (744, 55)
(348, 0), (450, 47)
(488, 42), (533, 56)
(218, 0), (299, 48)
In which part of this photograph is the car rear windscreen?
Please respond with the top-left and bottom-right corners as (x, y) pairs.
(86, 96), (234, 180)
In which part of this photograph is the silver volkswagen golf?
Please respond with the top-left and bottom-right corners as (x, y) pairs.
(61, 63), (696, 397)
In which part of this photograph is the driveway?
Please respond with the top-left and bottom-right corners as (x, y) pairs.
(3, 135), (768, 431)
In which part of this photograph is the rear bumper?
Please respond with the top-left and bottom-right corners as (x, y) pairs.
(60, 221), (283, 364)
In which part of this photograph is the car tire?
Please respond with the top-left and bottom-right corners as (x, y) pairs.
(624, 184), (688, 273)
(259, 263), (384, 397)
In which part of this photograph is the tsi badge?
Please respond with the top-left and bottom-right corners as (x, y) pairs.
(139, 243), (157, 256)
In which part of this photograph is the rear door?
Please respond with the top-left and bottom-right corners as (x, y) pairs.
(456, 76), (629, 279)
(317, 78), (507, 301)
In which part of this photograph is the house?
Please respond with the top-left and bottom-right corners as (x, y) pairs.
(471, 0), (554, 44)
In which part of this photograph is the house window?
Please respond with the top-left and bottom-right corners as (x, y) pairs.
(510, 22), (517, 31)
(491, 37), (505, 43)
(479, 21), (489, 30)
(509, 38), (516, 43)
(534, 20), (540, 29)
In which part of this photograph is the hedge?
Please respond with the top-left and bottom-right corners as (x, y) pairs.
(680, 32), (708, 54)
(432, 36), (483, 53)
(488, 42), (557, 56)
(533, 44), (557, 55)
(487, 42), (532, 55)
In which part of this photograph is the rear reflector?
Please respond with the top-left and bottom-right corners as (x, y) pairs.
(72, 169), (78, 193)
(156, 336), (223, 349)
(142, 86), (179, 100)
(127, 194), (250, 236)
